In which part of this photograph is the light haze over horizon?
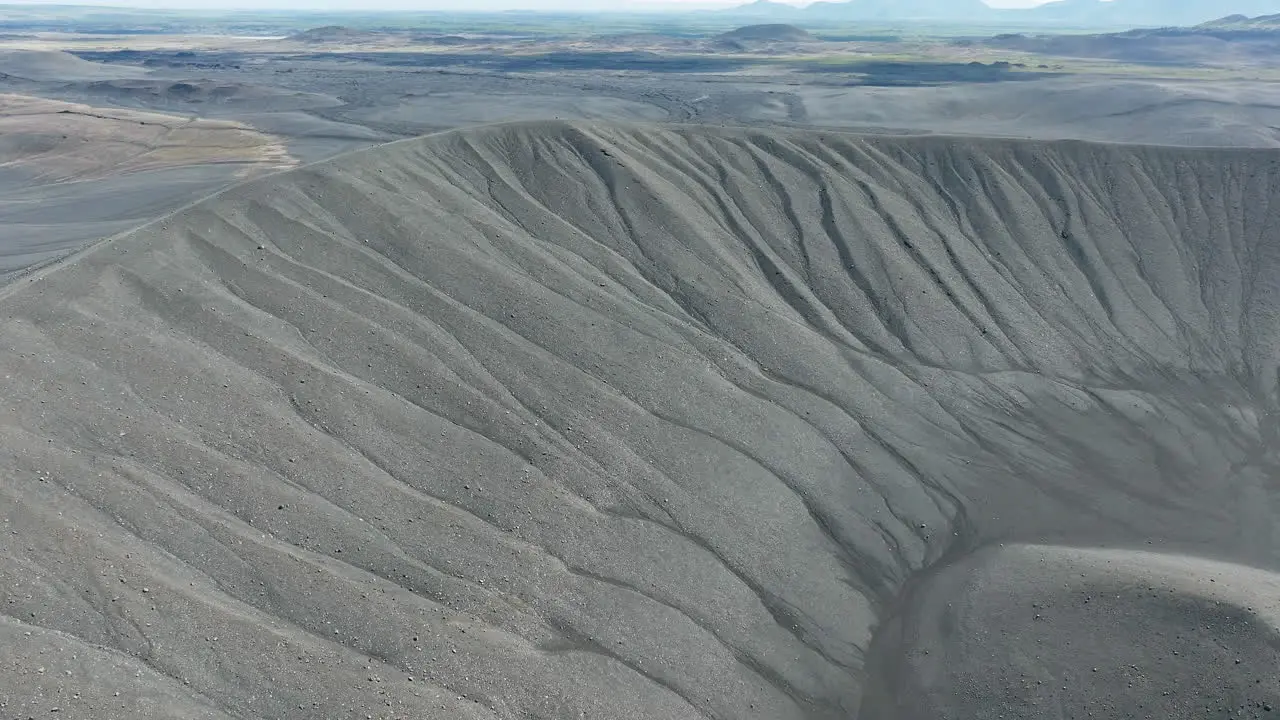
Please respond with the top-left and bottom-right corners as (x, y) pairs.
(4, 0), (1052, 11)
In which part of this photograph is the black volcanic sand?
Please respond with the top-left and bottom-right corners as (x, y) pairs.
(0, 121), (1279, 719)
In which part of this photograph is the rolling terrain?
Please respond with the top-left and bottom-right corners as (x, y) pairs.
(982, 14), (1280, 68)
(7, 36), (1280, 290)
(1, 121), (1278, 718)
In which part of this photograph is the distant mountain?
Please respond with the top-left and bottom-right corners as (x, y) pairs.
(720, 0), (993, 22)
(724, 0), (803, 16)
(719, 0), (1280, 28)
(802, 0), (993, 21)
(1009, 0), (1280, 27)
(1199, 12), (1280, 27)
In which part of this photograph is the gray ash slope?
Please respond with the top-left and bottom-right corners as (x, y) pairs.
(2, 121), (1280, 719)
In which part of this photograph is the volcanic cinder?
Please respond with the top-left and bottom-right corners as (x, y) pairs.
(0, 121), (1278, 719)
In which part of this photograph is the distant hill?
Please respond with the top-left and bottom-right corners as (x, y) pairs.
(287, 26), (385, 44)
(413, 34), (476, 46)
(716, 23), (813, 42)
(0, 49), (148, 81)
(721, 0), (1280, 28)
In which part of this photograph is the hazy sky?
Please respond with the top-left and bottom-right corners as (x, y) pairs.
(7, 0), (1054, 10)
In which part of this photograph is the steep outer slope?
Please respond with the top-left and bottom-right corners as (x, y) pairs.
(1, 122), (1279, 719)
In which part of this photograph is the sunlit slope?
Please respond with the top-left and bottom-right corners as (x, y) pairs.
(1, 122), (1279, 719)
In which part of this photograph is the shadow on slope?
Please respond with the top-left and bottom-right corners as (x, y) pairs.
(1, 122), (1279, 719)
(865, 545), (1280, 719)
